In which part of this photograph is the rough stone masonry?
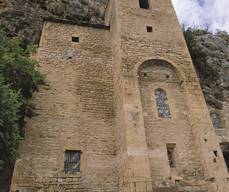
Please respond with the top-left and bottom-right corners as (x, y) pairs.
(10, 0), (229, 192)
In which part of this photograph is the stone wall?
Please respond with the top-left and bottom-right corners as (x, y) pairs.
(10, 0), (229, 192)
(11, 22), (118, 192)
(138, 60), (204, 186)
(107, 0), (229, 191)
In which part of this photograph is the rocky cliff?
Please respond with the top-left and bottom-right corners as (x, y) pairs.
(0, 0), (108, 47)
(0, 1), (229, 191)
(185, 29), (229, 107)
(1, 1), (228, 111)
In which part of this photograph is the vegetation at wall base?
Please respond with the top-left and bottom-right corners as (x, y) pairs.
(0, 30), (44, 170)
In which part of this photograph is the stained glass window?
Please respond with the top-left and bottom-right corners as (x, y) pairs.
(155, 89), (171, 118)
(64, 150), (81, 174)
(210, 112), (222, 129)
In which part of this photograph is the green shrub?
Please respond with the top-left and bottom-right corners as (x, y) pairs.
(0, 31), (44, 169)
(0, 78), (21, 168)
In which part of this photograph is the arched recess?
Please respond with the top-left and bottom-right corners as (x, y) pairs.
(134, 58), (185, 82)
(137, 59), (180, 119)
(137, 59), (182, 82)
(137, 59), (204, 184)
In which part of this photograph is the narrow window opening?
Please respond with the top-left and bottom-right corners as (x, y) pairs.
(144, 72), (147, 77)
(146, 26), (153, 32)
(155, 89), (171, 118)
(167, 144), (176, 168)
(64, 150), (81, 174)
(72, 36), (79, 43)
(139, 0), (149, 9)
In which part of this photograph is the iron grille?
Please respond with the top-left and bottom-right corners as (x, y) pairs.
(64, 150), (81, 174)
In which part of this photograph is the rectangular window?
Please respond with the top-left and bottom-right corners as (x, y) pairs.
(146, 26), (153, 32)
(64, 150), (81, 173)
(139, 0), (149, 9)
(72, 36), (79, 43)
(166, 144), (176, 168)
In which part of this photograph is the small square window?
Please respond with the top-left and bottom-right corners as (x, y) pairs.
(64, 150), (81, 174)
(139, 0), (149, 9)
(72, 36), (79, 43)
(146, 26), (153, 32)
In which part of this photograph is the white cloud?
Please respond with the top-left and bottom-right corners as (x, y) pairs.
(171, 0), (229, 32)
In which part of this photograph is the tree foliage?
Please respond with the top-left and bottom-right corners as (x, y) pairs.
(0, 31), (44, 169)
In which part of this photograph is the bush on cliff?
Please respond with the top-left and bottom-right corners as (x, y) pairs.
(0, 31), (44, 169)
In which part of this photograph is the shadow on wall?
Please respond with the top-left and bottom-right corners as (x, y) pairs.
(220, 143), (229, 171)
(0, 165), (14, 192)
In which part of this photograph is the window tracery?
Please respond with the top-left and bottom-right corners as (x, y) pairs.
(155, 89), (171, 118)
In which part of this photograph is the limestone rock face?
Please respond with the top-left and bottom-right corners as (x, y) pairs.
(189, 30), (229, 110)
(0, 0), (108, 46)
(185, 29), (229, 143)
(1, 1), (228, 111)
(1, 1), (229, 191)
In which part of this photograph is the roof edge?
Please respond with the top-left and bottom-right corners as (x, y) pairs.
(43, 17), (110, 30)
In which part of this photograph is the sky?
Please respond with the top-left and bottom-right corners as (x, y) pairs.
(171, 0), (229, 32)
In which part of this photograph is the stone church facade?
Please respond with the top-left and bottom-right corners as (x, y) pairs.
(10, 0), (229, 191)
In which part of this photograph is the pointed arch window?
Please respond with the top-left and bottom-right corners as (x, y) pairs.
(155, 89), (171, 118)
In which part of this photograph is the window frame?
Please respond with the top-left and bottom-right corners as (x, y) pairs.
(155, 88), (171, 119)
(64, 150), (81, 174)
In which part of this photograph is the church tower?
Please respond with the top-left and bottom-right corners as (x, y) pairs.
(11, 0), (229, 192)
(106, 0), (229, 191)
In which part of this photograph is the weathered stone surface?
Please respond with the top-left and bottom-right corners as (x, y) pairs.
(9, 0), (229, 192)
(189, 31), (229, 110)
(0, 0), (229, 192)
(0, 0), (108, 46)
(188, 30), (229, 146)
